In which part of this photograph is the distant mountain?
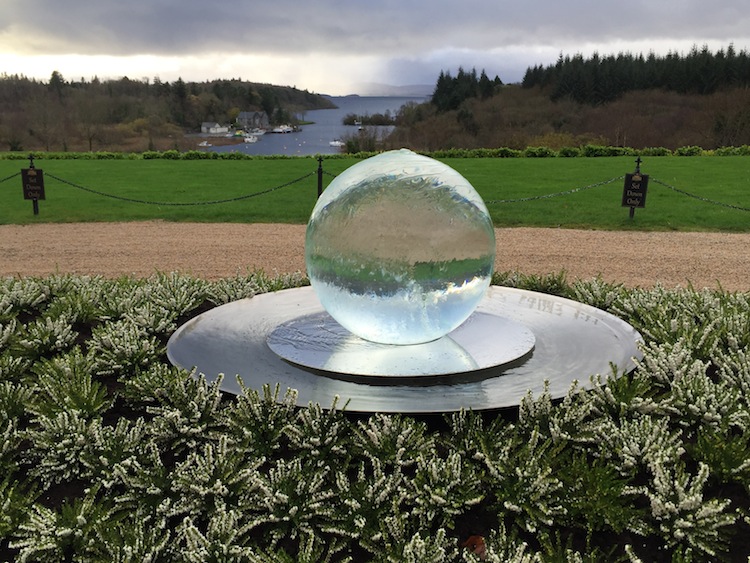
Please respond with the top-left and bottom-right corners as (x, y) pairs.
(353, 82), (433, 97)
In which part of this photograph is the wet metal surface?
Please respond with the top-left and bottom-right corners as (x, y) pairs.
(167, 286), (643, 413)
(267, 311), (535, 382)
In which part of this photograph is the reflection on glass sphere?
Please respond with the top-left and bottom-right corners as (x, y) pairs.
(305, 149), (495, 345)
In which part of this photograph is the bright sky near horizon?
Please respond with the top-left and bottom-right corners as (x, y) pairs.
(2, 1), (749, 95)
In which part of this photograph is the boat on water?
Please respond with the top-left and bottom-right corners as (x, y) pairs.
(329, 139), (345, 147)
(244, 135), (258, 143)
(271, 125), (294, 134)
(198, 140), (212, 147)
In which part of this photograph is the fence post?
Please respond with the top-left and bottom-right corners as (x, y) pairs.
(21, 153), (44, 215)
(630, 157), (640, 219)
(317, 156), (323, 198)
(621, 156), (648, 219)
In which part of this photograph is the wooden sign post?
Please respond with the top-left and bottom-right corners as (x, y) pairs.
(21, 154), (45, 215)
(622, 156), (648, 219)
(317, 156), (324, 198)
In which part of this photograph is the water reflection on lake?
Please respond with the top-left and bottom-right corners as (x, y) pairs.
(209, 96), (426, 157)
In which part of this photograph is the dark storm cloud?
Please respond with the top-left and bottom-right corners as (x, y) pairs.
(3, 0), (749, 89)
(5, 0), (749, 56)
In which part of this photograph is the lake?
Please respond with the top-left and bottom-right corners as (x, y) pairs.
(210, 96), (427, 156)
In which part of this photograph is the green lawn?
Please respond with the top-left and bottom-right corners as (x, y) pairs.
(1, 155), (749, 230)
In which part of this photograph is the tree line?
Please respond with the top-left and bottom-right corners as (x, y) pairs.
(431, 68), (503, 112)
(383, 44), (750, 152)
(0, 73), (333, 151)
(522, 44), (750, 105)
(342, 112), (396, 126)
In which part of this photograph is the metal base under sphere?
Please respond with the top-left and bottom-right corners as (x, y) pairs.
(167, 286), (642, 413)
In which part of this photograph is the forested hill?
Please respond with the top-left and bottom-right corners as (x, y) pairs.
(385, 45), (750, 152)
(522, 44), (750, 105)
(0, 74), (334, 152)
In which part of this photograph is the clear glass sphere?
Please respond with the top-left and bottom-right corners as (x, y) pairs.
(305, 149), (495, 345)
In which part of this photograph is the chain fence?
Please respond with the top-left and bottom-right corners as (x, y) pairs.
(42, 171), (315, 206)
(650, 176), (750, 212)
(2, 162), (749, 213)
(484, 175), (624, 204)
(0, 171), (20, 184)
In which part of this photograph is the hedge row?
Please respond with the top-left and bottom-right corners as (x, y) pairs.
(1, 144), (750, 161)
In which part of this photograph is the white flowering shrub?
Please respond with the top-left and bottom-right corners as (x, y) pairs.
(493, 270), (569, 296)
(690, 426), (750, 487)
(333, 456), (411, 551)
(9, 486), (115, 562)
(250, 456), (340, 549)
(145, 372), (225, 456)
(475, 423), (567, 533)
(368, 507), (459, 563)
(587, 370), (664, 419)
(221, 383), (298, 459)
(285, 398), (351, 467)
(0, 476), (36, 545)
(389, 527), (458, 563)
(0, 272), (749, 561)
(0, 319), (18, 353)
(411, 452), (484, 529)
(206, 275), (264, 305)
(94, 514), (172, 563)
(207, 270), (307, 305)
(645, 461), (735, 557)
(23, 409), (146, 490)
(168, 435), (265, 521)
(23, 410), (108, 485)
(0, 379), (33, 427)
(0, 354), (32, 384)
(97, 281), (153, 319)
(0, 417), (21, 477)
(43, 277), (109, 326)
(107, 440), (174, 521)
(121, 362), (187, 405)
(145, 272), (210, 319)
(594, 415), (685, 477)
(30, 348), (111, 418)
(0, 277), (49, 318)
(570, 275), (627, 311)
(16, 315), (78, 359)
(88, 319), (162, 378)
(123, 301), (180, 336)
(716, 347), (750, 409)
(352, 412), (436, 469)
(177, 508), (264, 562)
(666, 361), (740, 430)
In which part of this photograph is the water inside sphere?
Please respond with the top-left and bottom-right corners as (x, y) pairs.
(305, 149), (495, 345)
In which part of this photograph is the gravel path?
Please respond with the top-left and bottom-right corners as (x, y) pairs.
(1, 222), (749, 291)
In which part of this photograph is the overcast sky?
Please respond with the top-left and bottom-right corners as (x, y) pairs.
(2, 0), (749, 95)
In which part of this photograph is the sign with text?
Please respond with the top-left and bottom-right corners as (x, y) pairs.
(621, 172), (648, 208)
(21, 168), (46, 200)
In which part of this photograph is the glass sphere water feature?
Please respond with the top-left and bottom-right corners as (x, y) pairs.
(305, 149), (496, 345)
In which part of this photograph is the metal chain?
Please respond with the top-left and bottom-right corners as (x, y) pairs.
(44, 171), (315, 206)
(485, 175), (624, 204)
(651, 176), (750, 212)
(8, 164), (750, 213)
(0, 171), (21, 184)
